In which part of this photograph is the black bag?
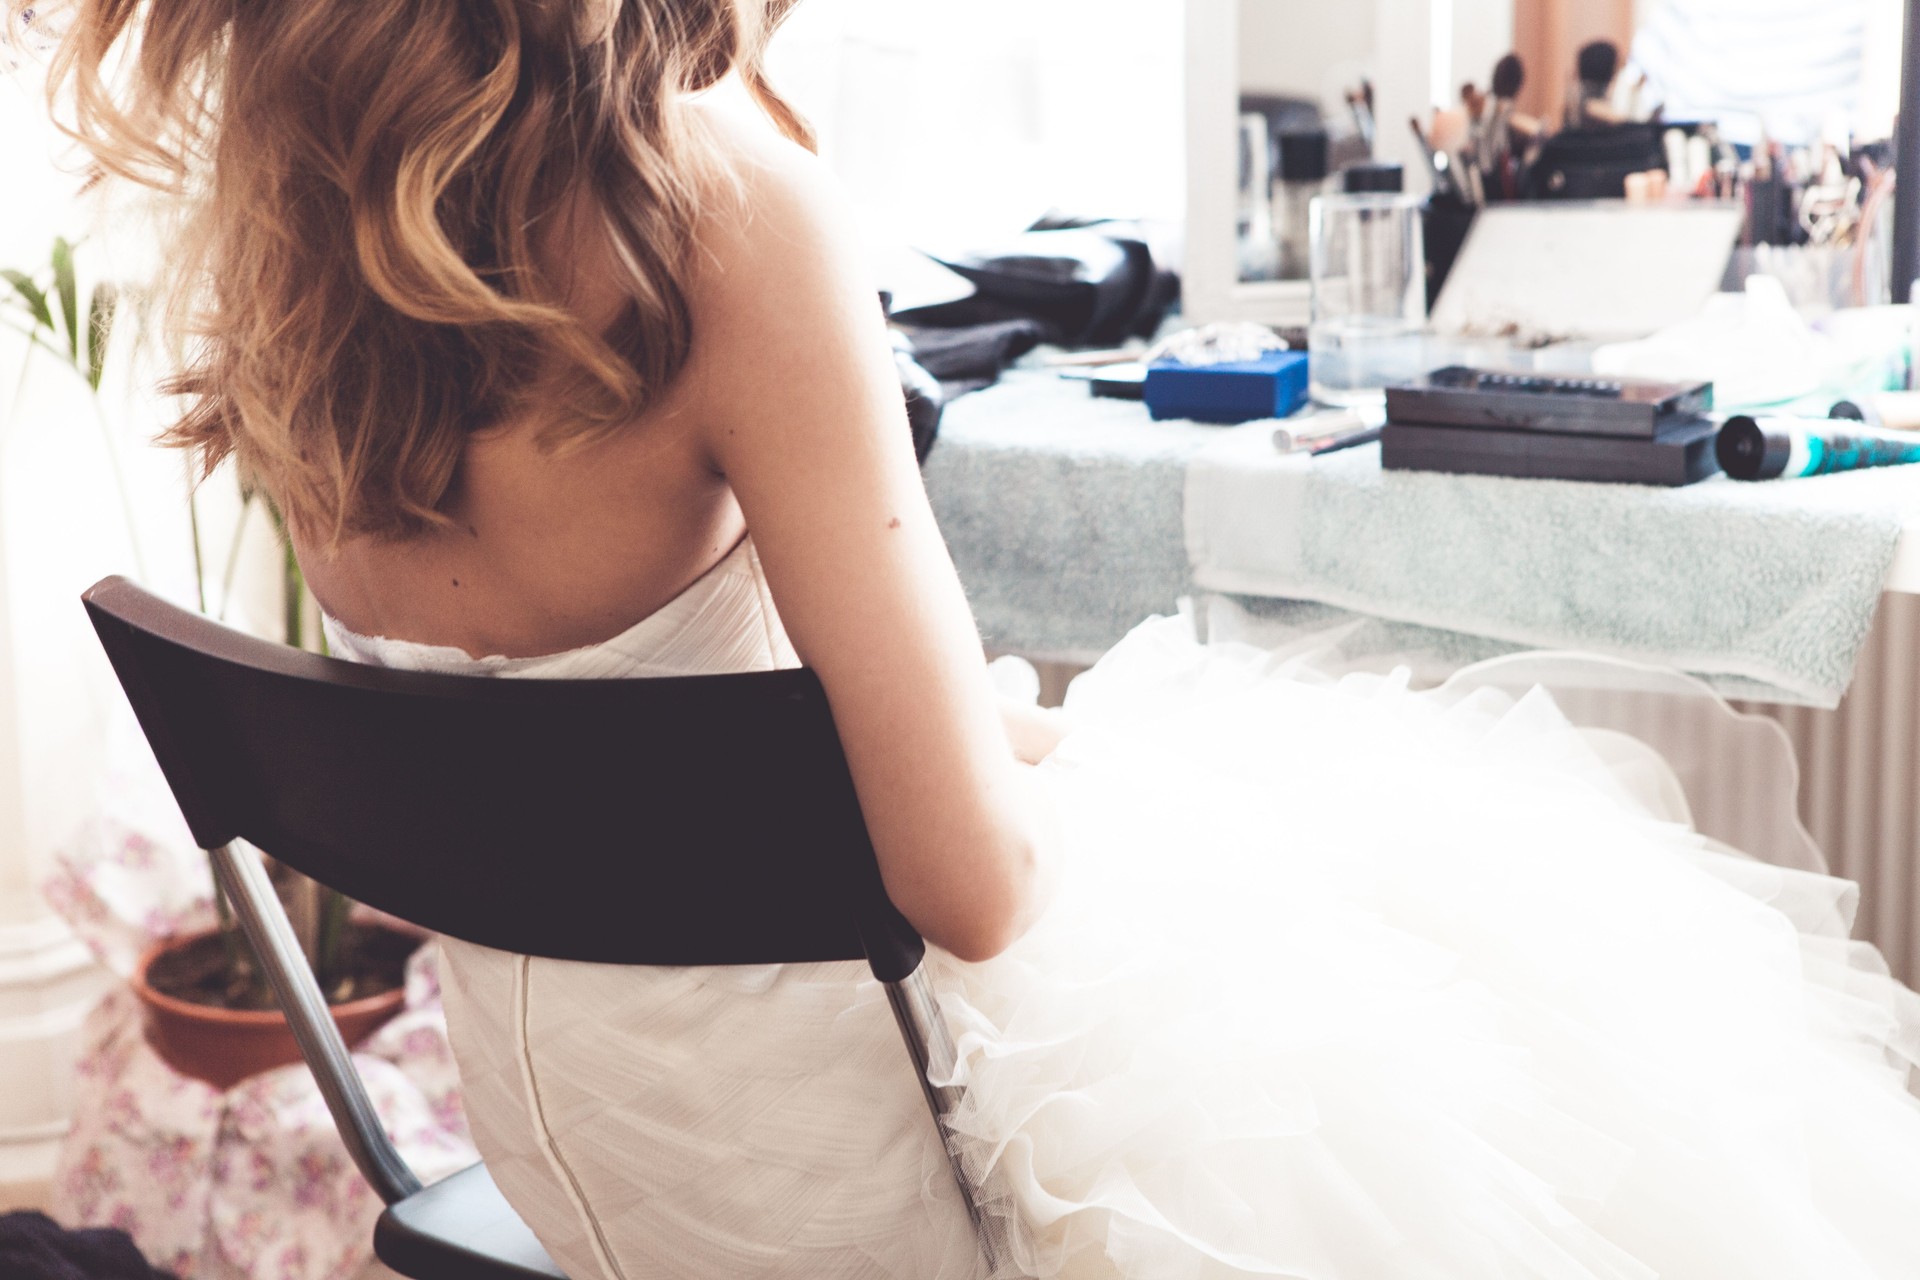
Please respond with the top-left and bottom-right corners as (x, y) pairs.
(0, 1212), (176, 1280)
(1523, 124), (1668, 200)
(895, 222), (1178, 349)
(891, 333), (946, 465)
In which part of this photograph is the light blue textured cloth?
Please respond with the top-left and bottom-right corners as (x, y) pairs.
(923, 373), (1215, 661)
(924, 372), (1920, 705)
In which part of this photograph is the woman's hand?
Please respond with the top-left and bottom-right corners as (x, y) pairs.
(1000, 698), (1071, 765)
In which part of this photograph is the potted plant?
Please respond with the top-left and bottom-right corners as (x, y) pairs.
(6, 239), (420, 1090)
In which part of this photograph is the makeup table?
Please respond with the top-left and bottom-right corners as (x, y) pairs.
(922, 371), (1920, 707)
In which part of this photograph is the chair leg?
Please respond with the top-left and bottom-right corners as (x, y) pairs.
(208, 842), (423, 1206)
(885, 968), (1020, 1278)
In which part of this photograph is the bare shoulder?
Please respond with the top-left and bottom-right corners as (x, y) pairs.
(687, 93), (848, 241)
(675, 92), (889, 445)
(681, 93), (871, 324)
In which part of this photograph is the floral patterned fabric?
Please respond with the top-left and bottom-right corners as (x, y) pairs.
(44, 717), (477, 1280)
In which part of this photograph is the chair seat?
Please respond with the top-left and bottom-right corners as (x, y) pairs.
(374, 1163), (567, 1280)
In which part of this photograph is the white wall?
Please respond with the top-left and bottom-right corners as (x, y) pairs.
(1370, 0), (1440, 187)
(1238, 1), (1378, 106)
(1451, 0), (1517, 105)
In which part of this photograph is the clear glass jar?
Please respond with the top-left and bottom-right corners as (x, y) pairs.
(1308, 192), (1427, 410)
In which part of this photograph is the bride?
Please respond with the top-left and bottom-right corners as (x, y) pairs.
(25, 0), (1920, 1275)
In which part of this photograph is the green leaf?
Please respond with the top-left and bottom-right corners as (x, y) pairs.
(51, 237), (79, 362)
(86, 283), (117, 391)
(1, 269), (53, 332)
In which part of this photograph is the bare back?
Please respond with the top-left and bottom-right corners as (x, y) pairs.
(298, 379), (747, 662)
(297, 122), (749, 661)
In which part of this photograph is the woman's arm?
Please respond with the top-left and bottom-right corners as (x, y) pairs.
(681, 109), (1059, 962)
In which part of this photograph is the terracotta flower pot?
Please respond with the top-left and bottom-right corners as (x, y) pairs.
(131, 927), (410, 1091)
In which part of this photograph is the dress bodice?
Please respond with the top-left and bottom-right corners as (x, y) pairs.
(322, 537), (799, 680)
(319, 535), (980, 1280)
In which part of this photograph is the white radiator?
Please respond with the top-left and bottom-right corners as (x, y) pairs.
(1477, 598), (1920, 990)
(1747, 592), (1920, 988)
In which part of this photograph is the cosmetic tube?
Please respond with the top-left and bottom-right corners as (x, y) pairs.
(1716, 415), (1920, 481)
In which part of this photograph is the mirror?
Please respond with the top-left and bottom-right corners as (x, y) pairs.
(1187, 1), (1518, 327)
(1189, 0), (1904, 329)
(1237, 1), (1520, 292)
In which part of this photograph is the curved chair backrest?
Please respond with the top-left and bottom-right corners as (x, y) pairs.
(81, 575), (925, 982)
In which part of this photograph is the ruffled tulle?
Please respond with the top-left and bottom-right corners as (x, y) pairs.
(932, 618), (1920, 1279)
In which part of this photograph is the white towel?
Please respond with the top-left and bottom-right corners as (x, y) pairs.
(1184, 423), (1917, 706)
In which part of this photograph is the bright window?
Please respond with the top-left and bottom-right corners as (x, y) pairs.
(765, 0), (1187, 249)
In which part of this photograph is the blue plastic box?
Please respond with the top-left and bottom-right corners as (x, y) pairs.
(1144, 350), (1310, 424)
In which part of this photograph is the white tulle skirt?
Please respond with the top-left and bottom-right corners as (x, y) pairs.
(444, 617), (1920, 1280)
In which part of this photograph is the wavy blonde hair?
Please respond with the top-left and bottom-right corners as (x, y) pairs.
(21, 0), (812, 541)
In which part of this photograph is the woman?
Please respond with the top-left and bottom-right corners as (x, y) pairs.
(23, 1), (1920, 1276)
(1566, 39), (1627, 130)
(1466, 54), (1540, 202)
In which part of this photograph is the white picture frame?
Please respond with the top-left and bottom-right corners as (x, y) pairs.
(1183, 0), (1314, 328)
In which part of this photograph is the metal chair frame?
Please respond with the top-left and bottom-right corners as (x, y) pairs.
(82, 575), (1005, 1280)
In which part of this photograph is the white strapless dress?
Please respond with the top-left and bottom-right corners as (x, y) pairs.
(327, 538), (1920, 1280)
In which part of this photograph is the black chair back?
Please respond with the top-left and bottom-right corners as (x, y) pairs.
(79, 576), (1008, 1279)
(82, 575), (925, 982)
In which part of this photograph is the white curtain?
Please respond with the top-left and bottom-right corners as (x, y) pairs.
(0, 63), (84, 264)
(1630, 0), (1904, 146)
(13, 4), (1188, 281)
(765, 0), (1186, 253)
